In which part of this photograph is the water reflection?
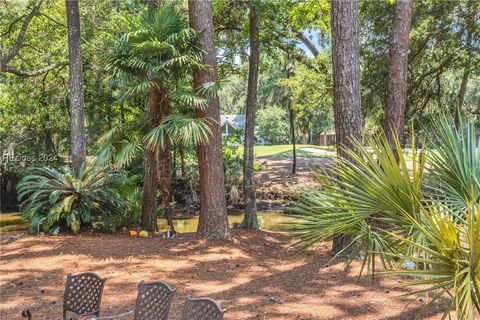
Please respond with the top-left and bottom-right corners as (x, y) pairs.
(0, 211), (295, 233)
(158, 211), (294, 233)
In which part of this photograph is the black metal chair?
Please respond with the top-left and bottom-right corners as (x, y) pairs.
(90, 280), (176, 320)
(21, 272), (107, 320)
(63, 272), (107, 320)
(181, 295), (225, 320)
(133, 281), (176, 320)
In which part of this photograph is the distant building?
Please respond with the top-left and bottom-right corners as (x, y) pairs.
(220, 114), (266, 144)
(313, 130), (336, 146)
(220, 115), (246, 137)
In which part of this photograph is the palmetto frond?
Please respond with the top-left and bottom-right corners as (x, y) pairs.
(115, 137), (143, 168)
(427, 117), (480, 216)
(196, 80), (230, 98)
(287, 130), (427, 277)
(144, 114), (213, 150)
(288, 118), (479, 318)
(386, 202), (480, 319)
(169, 90), (208, 109)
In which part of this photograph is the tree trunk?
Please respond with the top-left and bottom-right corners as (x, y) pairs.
(331, 0), (363, 257)
(240, 0), (260, 229)
(155, 85), (174, 233)
(188, 0), (230, 237)
(65, 0), (86, 176)
(179, 145), (185, 178)
(455, 30), (472, 128)
(141, 85), (163, 233)
(141, 145), (158, 232)
(456, 69), (469, 127)
(286, 59), (296, 174)
(289, 107), (296, 174)
(384, 0), (413, 147)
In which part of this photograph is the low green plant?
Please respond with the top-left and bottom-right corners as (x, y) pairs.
(387, 202), (480, 319)
(17, 164), (127, 233)
(288, 118), (480, 319)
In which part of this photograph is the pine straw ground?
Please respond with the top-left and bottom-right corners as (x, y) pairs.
(1, 230), (449, 320)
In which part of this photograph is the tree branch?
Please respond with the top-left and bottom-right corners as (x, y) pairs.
(1, 61), (67, 77)
(295, 32), (319, 57)
(1, 0), (44, 65)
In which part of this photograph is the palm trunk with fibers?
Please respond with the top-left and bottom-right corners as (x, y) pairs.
(384, 0), (413, 147)
(141, 85), (163, 233)
(188, 0), (230, 237)
(65, 0), (86, 176)
(331, 0), (363, 257)
(155, 85), (174, 233)
(240, 0), (260, 229)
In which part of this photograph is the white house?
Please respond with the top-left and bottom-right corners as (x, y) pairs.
(220, 115), (246, 137)
(220, 114), (266, 144)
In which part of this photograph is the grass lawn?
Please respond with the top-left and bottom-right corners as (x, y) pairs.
(239, 144), (336, 158)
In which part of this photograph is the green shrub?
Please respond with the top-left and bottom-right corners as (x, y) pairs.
(17, 164), (127, 234)
(288, 118), (480, 319)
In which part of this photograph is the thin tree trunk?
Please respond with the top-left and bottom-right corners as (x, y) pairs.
(179, 145), (185, 178)
(65, 0), (86, 176)
(331, 0), (363, 257)
(286, 59), (296, 174)
(240, 0), (260, 229)
(188, 0), (230, 237)
(455, 30), (472, 128)
(384, 0), (413, 147)
(456, 69), (469, 127)
(289, 107), (296, 174)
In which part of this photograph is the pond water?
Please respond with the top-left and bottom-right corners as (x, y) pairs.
(0, 211), (296, 233)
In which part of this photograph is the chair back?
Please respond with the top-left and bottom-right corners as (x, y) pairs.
(181, 295), (225, 320)
(63, 272), (106, 320)
(134, 281), (176, 320)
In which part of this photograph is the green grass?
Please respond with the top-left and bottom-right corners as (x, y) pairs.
(238, 144), (336, 158)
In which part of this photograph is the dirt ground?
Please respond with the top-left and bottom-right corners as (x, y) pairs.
(1, 230), (449, 320)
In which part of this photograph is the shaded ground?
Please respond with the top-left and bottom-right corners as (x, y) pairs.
(1, 230), (447, 320)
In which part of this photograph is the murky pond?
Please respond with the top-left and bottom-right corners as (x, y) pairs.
(0, 211), (296, 233)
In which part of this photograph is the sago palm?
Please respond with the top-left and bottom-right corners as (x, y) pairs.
(17, 164), (126, 234)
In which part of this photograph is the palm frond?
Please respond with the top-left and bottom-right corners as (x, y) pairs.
(144, 114), (213, 150)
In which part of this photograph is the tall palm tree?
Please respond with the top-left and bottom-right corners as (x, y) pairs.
(107, 3), (207, 232)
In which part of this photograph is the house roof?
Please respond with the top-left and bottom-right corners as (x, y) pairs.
(220, 115), (246, 130)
